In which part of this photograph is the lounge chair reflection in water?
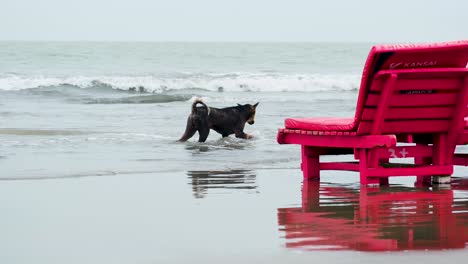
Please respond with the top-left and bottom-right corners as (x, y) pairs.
(277, 179), (468, 251)
(278, 40), (468, 185)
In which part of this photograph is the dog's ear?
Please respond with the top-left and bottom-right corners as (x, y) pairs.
(253, 102), (259, 108)
(237, 103), (242, 107)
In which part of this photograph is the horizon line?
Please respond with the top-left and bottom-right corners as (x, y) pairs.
(0, 39), (416, 44)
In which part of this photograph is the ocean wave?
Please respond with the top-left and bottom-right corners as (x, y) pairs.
(0, 73), (360, 93)
(85, 94), (192, 104)
(0, 128), (92, 136)
(0, 132), (173, 148)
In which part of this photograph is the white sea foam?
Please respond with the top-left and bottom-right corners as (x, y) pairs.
(0, 73), (360, 92)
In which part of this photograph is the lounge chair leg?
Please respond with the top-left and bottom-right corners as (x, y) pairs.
(301, 146), (320, 180)
(366, 177), (380, 185)
(431, 134), (452, 185)
(358, 149), (381, 185)
(415, 176), (432, 186)
(379, 177), (389, 185)
(358, 148), (369, 185)
(369, 150), (388, 186)
(414, 152), (433, 186)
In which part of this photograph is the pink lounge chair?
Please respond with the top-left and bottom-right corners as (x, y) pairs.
(277, 41), (468, 185)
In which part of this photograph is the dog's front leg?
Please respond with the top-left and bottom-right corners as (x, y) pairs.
(235, 131), (252, 139)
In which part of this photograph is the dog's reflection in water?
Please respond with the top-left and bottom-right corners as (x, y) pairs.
(184, 143), (210, 153)
(187, 169), (257, 198)
(184, 136), (254, 154)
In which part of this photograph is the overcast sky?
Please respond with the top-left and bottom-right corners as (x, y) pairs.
(1, 0), (467, 42)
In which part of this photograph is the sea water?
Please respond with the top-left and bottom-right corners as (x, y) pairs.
(0, 42), (367, 179)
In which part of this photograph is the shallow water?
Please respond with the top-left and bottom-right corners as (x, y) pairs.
(0, 88), (358, 180)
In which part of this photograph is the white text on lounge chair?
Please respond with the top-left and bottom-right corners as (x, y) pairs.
(388, 148), (408, 158)
(390, 60), (437, 69)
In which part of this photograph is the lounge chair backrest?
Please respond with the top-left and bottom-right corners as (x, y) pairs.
(354, 41), (468, 130)
(356, 68), (468, 135)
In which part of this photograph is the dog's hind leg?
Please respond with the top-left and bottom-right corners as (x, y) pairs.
(178, 118), (197, 142)
(179, 127), (197, 142)
(198, 127), (210, 142)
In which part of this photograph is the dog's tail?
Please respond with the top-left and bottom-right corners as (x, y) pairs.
(192, 98), (210, 115)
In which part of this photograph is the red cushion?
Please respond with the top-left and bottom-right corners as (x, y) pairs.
(285, 117), (356, 131)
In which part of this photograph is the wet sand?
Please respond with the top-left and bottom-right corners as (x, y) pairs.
(1, 168), (468, 263)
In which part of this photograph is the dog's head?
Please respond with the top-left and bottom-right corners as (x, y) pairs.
(243, 102), (259, 125)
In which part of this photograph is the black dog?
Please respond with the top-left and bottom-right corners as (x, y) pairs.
(179, 99), (259, 142)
